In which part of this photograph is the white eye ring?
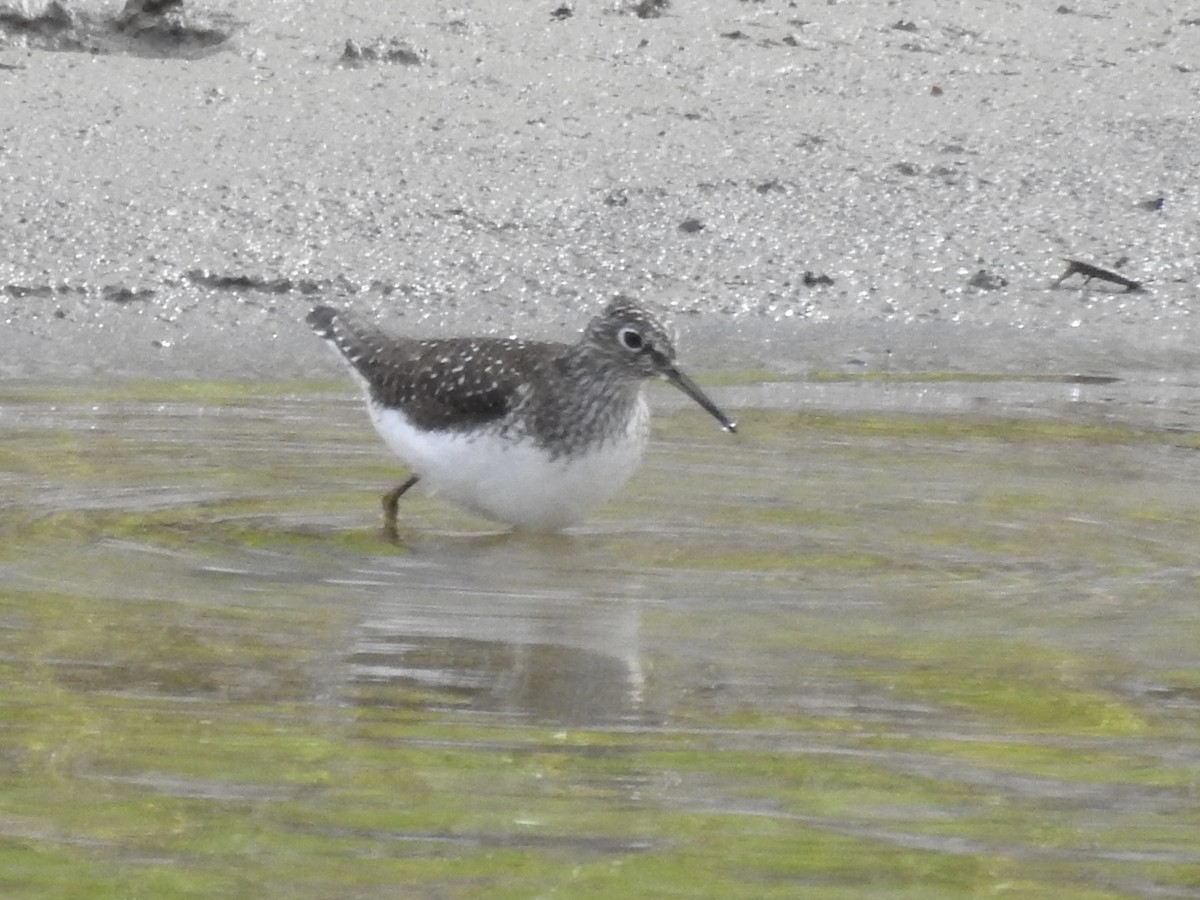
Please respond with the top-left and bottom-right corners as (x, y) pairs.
(618, 327), (644, 351)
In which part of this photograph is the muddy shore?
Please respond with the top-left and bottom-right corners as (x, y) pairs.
(1, 0), (1197, 381)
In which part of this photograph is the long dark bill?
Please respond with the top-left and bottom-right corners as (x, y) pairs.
(662, 365), (737, 434)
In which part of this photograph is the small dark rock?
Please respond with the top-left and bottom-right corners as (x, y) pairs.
(116, 0), (182, 27)
(1138, 196), (1165, 212)
(893, 162), (920, 176)
(550, 4), (572, 20)
(103, 285), (155, 303)
(0, 0), (74, 33)
(802, 271), (835, 287)
(631, 0), (668, 18)
(678, 218), (705, 234)
(967, 270), (1007, 291)
(892, 19), (918, 31)
(4, 284), (49, 298)
(137, 0), (182, 14)
(184, 270), (323, 295)
(111, 0), (232, 55)
(341, 37), (426, 67)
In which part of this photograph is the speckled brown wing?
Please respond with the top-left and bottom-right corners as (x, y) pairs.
(308, 306), (565, 432)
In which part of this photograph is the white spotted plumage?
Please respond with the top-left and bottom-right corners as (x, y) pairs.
(307, 298), (735, 530)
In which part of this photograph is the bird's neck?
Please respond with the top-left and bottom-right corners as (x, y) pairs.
(520, 347), (645, 458)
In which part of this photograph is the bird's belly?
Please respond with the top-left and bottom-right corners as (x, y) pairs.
(367, 403), (649, 529)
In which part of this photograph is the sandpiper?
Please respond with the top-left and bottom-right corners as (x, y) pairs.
(307, 297), (736, 531)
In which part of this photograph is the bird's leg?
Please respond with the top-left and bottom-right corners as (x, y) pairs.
(382, 475), (420, 534)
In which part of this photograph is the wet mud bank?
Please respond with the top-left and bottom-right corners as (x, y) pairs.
(1, 0), (1196, 386)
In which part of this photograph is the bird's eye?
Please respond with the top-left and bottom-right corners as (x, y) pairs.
(618, 327), (644, 351)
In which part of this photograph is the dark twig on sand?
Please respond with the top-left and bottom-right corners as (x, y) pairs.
(1052, 258), (1146, 293)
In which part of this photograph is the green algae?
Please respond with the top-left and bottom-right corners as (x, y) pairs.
(0, 379), (333, 407)
(856, 646), (1148, 737)
(2, 379), (1200, 898)
(695, 370), (1123, 389)
(725, 407), (1148, 445)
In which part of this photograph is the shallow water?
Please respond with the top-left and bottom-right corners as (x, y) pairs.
(2, 377), (1200, 898)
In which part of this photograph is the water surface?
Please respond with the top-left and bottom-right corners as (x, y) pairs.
(2, 376), (1200, 898)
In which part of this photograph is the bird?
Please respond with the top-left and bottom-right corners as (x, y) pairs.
(307, 297), (736, 532)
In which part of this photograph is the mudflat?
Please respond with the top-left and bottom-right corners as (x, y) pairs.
(1, 0), (1196, 380)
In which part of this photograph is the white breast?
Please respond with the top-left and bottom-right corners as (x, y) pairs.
(367, 398), (651, 530)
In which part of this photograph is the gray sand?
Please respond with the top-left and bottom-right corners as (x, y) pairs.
(1, 0), (1197, 381)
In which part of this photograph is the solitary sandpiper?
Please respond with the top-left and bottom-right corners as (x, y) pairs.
(307, 297), (736, 531)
